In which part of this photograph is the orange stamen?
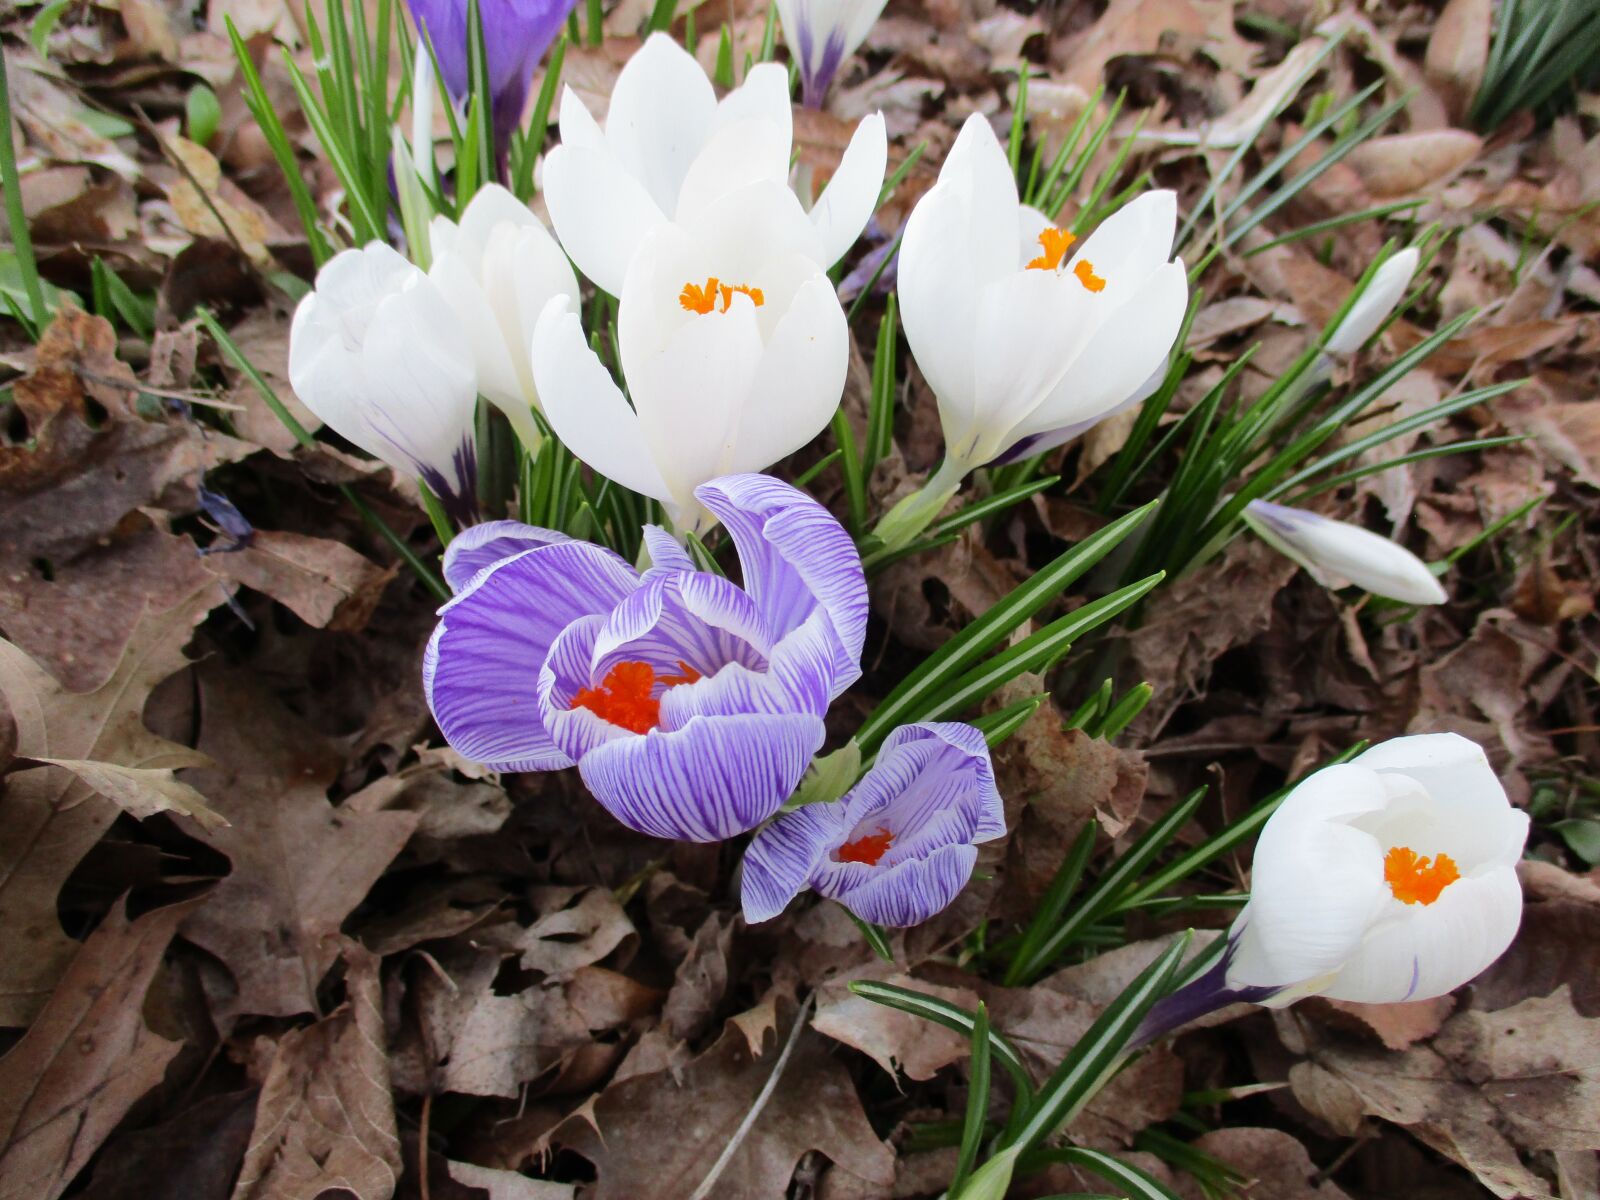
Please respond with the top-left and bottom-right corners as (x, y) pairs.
(1026, 226), (1077, 271)
(1073, 259), (1106, 292)
(836, 826), (894, 866)
(1383, 845), (1460, 906)
(680, 277), (765, 315)
(570, 660), (700, 734)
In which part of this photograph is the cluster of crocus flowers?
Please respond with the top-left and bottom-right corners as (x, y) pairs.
(877, 113), (1189, 549)
(1243, 499), (1448, 606)
(742, 721), (1005, 926)
(542, 32), (887, 297)
(405, 0), (577, 157)
(774, 0), (889, 108)
(1138, 733), (1527, 1042)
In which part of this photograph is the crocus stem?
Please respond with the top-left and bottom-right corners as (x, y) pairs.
(869, 457), (968, 552)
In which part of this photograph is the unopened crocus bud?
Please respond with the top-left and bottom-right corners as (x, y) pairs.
(1325, 247), (1419, 355)
(775, 0), (889, 108)
(1244, 499), (1447, 605)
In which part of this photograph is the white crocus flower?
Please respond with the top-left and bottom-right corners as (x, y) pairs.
(289, 242), (478, 521)
(1325, 246), (1419, 354)
(428, 185), (579, 451)
(530, 182), (848, 535)
(1228, 734), (1527, 1004)
(542, 32), (887, 296)
(776, 0), (890, 108)
(1244, 499), (1448, 605)
(879, 113), (1188, 548)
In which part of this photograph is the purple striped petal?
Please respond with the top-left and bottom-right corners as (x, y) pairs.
(424, 541), (639, 771)
(739, 720), (1005, 926)
(443, 520), (569, 592)
(640, 524), (696, 577)
(741, 801), (851, 922)
(830, 843), (979, 927)
(535, 613), (636, 763)
(590, 573), (771, 687)
(576, 713), (827, 841)
(696, 474), (867, 698)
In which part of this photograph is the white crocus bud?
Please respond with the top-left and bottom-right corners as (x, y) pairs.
(288, 242), (479, 522)
(428, 185), (579, 451)
(898, 113), (1188, 476)
(775, 0), (890, 108)
(411, 38), (436, 193)
(1227, 733), (1527, 1005)
(542, 32), (886, 296)
(530, 181), (848, 535)
(1324, 247), (1420, 355)
(1244, 499), (1448, 605)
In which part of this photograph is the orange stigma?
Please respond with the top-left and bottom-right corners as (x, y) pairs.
(836, 826), (894, 866)
(679, 277), (765, 315)
(1026, 226), (1076, 271)
(1073, 260), (1106, 292)
(1383, 845), (1460, 906)
(570, 660), (700, 734)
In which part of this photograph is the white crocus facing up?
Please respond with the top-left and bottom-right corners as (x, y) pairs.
(1231, 733), (1527, 1003)
(880, 113), (1188, 549)
(1138, 734), (1527, 1043)
(776, 0), (889, 108)
(542, 32), (886, 296)
(427, 185), (579, 451)
(1325, 246), (1419, 355)
(531, 182), (848, 535)
(289, 242), (478, 522)
(1244, 499), (1448, 605)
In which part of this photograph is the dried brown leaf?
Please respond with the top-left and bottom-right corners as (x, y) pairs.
(205, 529), (398, 631)
(813, 970), (977, 1081)
(0, 584), (219, 1025)
(0, 897), (200, 1200)
(231, 944), (403, 1200)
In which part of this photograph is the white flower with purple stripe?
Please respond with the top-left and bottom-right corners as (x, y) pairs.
(741, 722), (1005, 927)
(423, 474), (868, 842)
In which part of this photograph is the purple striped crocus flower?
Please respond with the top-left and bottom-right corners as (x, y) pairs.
(741, 721), (1006, 927)
(424, 474), (868, 842)
(407, 0), (577, 152)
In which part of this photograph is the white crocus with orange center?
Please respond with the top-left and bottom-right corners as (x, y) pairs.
(879, 112), (1188, 549)
(427, 184), (579, 451)
(541, 32), (886, 298)
(530, 182), (848, 535)
(1137, 734), (1527, 1044)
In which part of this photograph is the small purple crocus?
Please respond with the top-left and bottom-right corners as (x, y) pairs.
(424, 474), (868, 842)
(741, 721), (1005, 927)
(407, 0), (577, 153)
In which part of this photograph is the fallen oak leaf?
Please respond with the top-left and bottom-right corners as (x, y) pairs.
(30, 756), (228, 831)
(0, 584), (220, 1026)
(0, 895), (203, 1200)
(231, 943), (403, 1200)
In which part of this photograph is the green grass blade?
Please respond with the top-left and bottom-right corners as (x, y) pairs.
(950, 1001), (994, 1197)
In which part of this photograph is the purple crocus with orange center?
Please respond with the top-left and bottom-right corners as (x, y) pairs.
(407, 0), (576, 154)
(423, 474), (867, 842)
(741, 721), (1006, 926)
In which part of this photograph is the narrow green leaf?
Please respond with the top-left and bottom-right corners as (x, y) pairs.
(0, 52), (48, 331)
(950, 1001), (994, 1197)
(849, 980), (1035, 1100)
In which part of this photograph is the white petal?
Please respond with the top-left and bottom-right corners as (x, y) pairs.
(808, 111), (887, 267)
(287, 290), (372, 449)
(714, 61), (793, 153)
(531, 296), (671, 504)
(1011, 259), (1188, 444)
(1319, 866), (1523, 1003)
(429, 246), (524, 412)
(675, 118), (793, 224)
(631, 298), (766, 518)
(732, 274), (849, 471)
(557, 84), (606, 152)
(841, 0), (890, 53)
(542, 143), (669, 296)
(603, 31), (717, 215)
(1243, 500), (1448, 605)
(1225, 764), (1393, 989)
(1064, 189), (1178, 308)
(1017, 204), (1053, 266)
(1325, 247), (1419, 354)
